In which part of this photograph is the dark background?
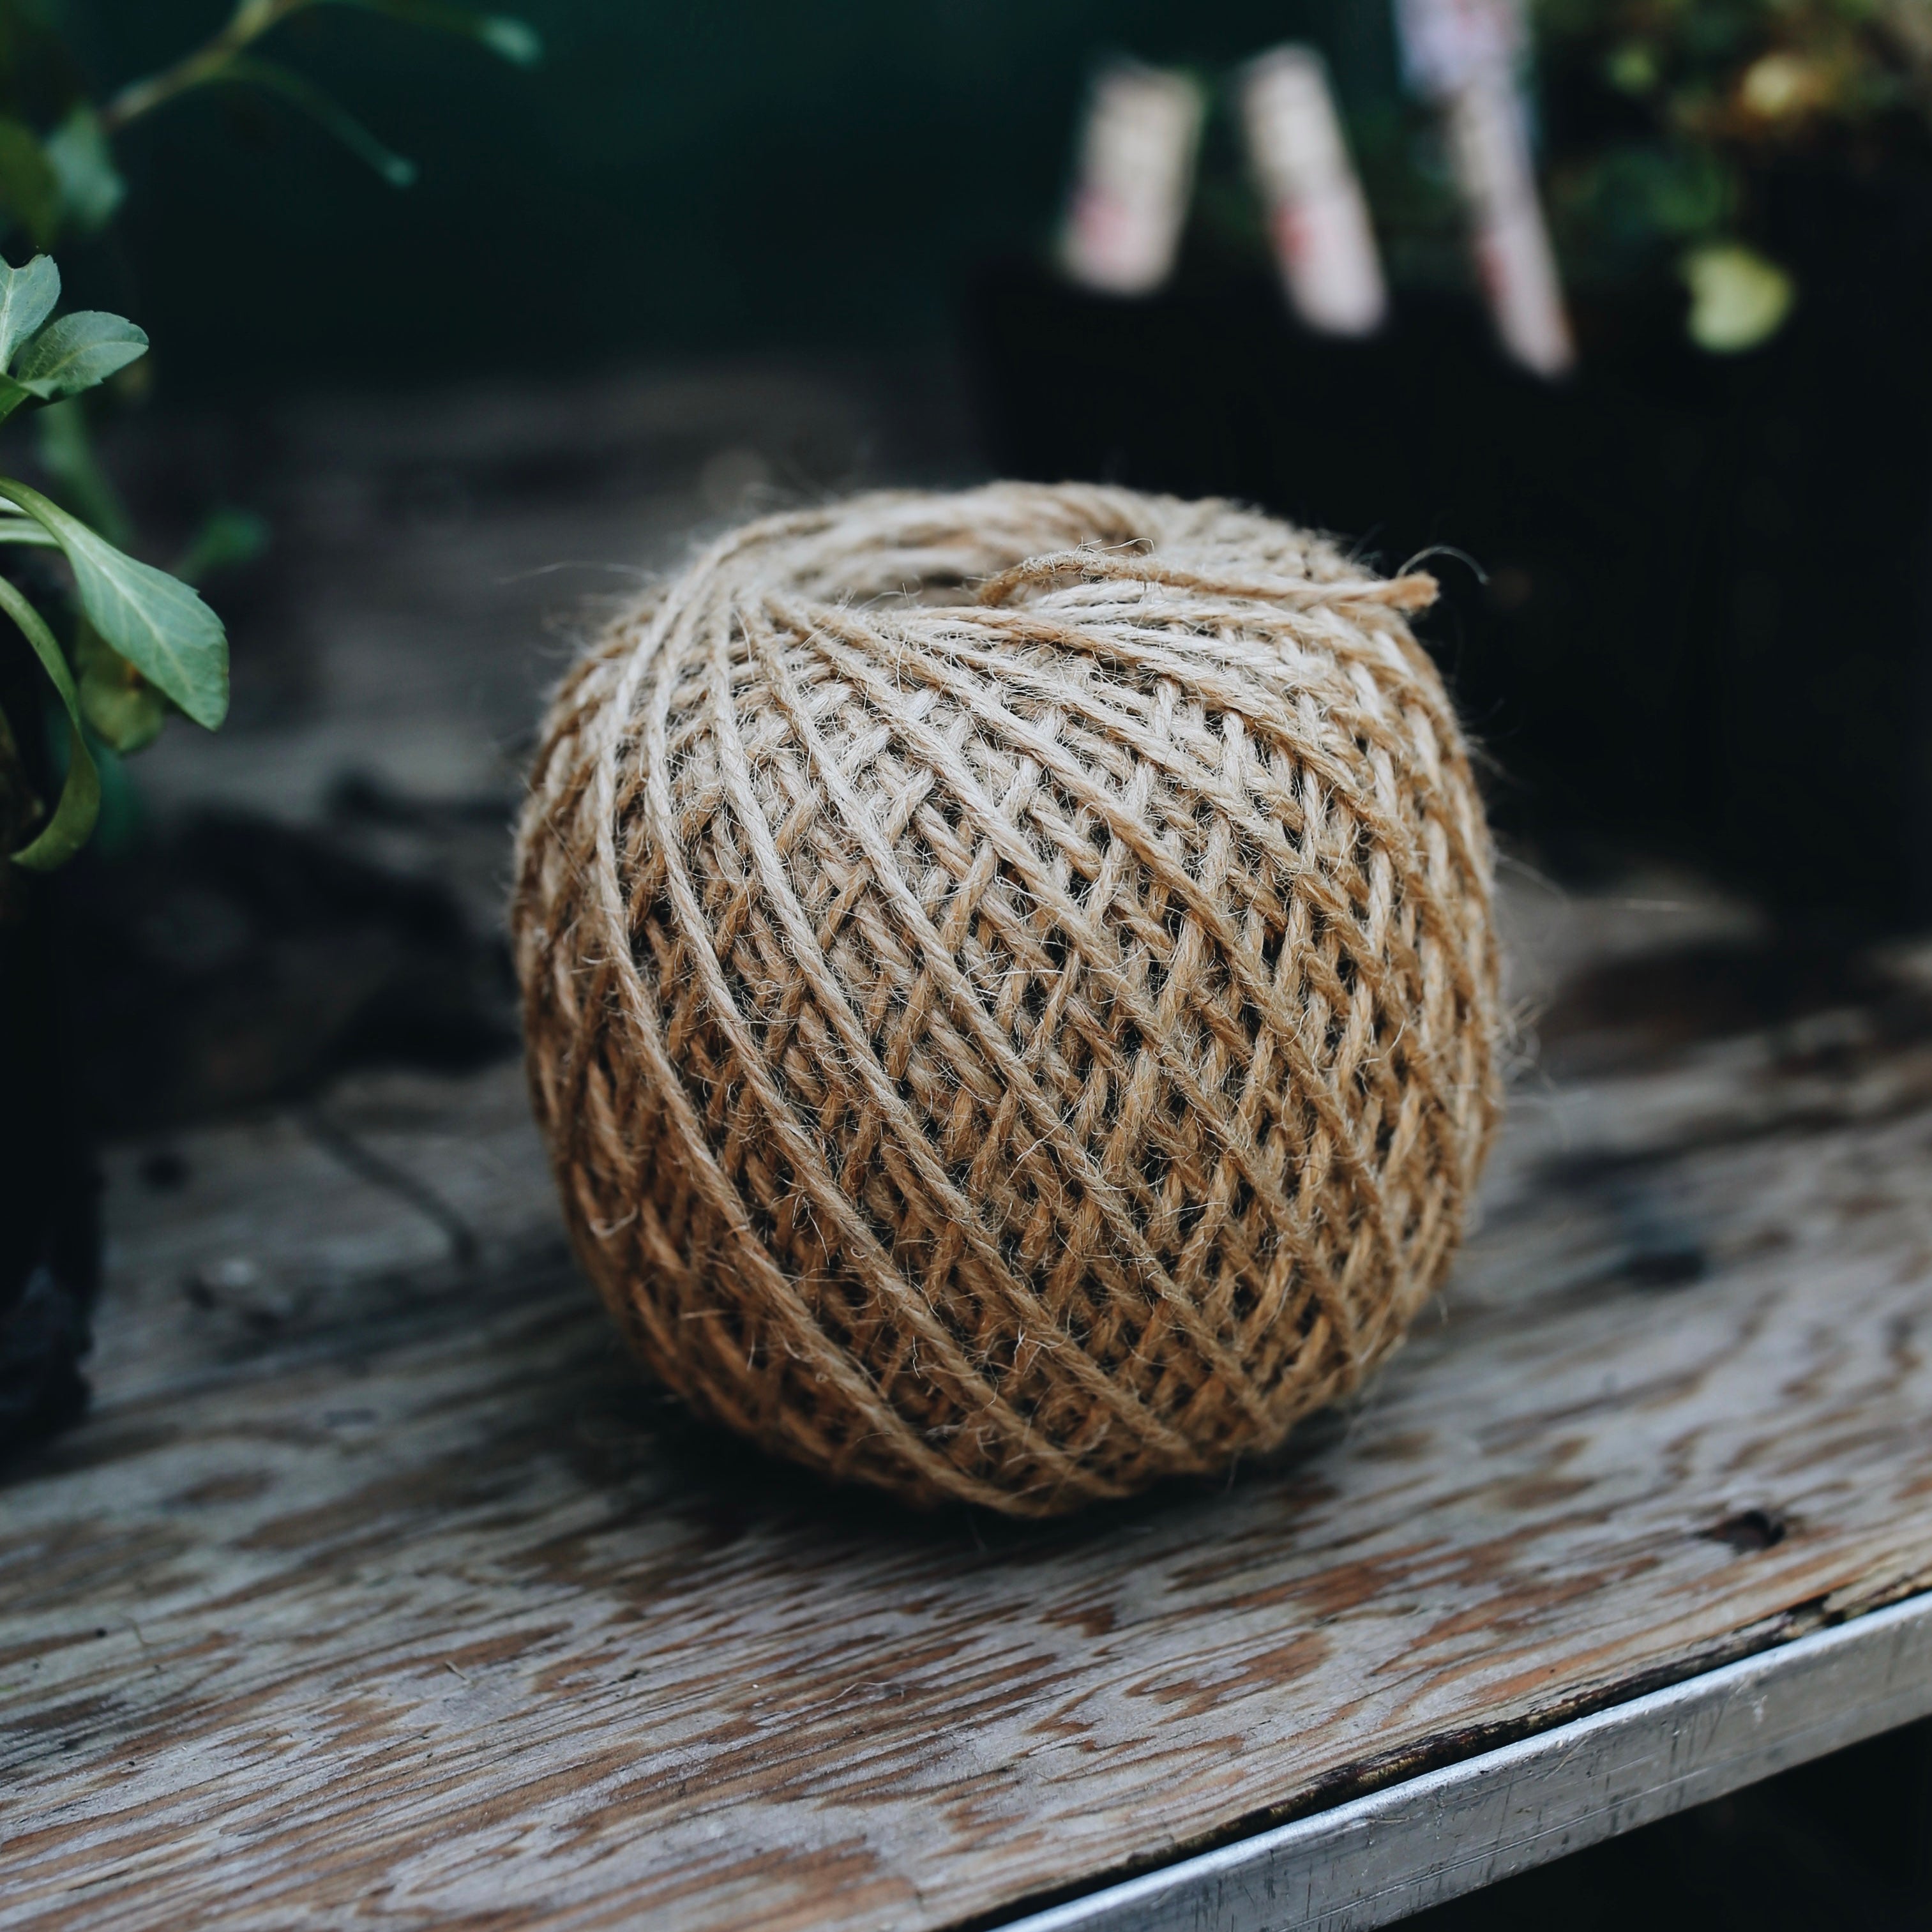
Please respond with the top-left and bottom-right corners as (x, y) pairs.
(59, 0), (1394, 393)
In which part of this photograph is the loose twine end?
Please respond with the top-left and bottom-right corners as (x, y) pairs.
(1377, 571), (1440, 614)
(977, 550), (1440, 617)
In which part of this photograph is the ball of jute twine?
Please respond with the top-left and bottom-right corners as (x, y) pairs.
(512, 483), (1501, 1516)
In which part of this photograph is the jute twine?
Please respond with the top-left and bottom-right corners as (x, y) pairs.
(512, 483), (1501, 1515)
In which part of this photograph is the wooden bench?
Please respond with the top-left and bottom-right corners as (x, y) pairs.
(8, 865), (1932, 1929)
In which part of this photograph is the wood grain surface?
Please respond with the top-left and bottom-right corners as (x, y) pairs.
(6, 877), (1932, 1931)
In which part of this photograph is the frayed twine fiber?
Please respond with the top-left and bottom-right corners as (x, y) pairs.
(512, 483), (1502, 1516)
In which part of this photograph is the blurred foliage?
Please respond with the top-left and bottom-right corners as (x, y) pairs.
(0, 0), (538, 255)
(0, 4), (1912, 419)
(1534, 0), (1932, 316)
(0, 0), (536, 872)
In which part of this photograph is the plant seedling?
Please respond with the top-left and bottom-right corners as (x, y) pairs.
(0, 252), (223, 870)
(0, 0), (539, 872)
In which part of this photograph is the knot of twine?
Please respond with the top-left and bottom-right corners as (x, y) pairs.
(513, 483), (1501, 1516)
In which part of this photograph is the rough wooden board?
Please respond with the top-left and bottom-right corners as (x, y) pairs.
(1009, 1596), (1932, 1931)
(6, 884), (1932, 1932)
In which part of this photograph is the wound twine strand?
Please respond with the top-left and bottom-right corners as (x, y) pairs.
(513, 483), (1502, 1516)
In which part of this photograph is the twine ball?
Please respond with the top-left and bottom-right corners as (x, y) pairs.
(513, 483), (1501, 1516)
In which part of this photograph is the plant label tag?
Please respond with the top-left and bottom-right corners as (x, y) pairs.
(1394, 0), (1572, 375)
(1241, 45), (1388, 337)
(1394, 0), (1527, 100)
(1059, 61), (1204, 298)
(1443, 69), (1574, 376)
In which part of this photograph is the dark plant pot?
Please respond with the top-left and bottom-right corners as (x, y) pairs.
(0, 634), (100, 1461)
(962, 163), (1932, 925)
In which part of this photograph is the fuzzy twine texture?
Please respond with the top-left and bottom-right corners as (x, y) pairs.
(512, 483), (1502, 1515)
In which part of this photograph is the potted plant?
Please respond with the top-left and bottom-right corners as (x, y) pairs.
(0, 253), (211, 1448)
(0, 0), (537, 1457)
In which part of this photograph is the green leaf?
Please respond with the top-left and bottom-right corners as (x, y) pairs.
(174, 506), (269, 585)
(0, 120), (61, 250)
(34, 398), (135, 547)
(13, 310), (149, 398)
(0, 251), (59, 369)
(74, 617), (167, 755)
(0, 478), (228, 729)
(1682, 241), (1796, 354)
(220, 57), (418, 186)
(44, 109), (127, 234)
(0, 516), (57, 546)
(335, 1), (543, 64)
(476, 16), (541, 64)
(0, 571), (99, 869)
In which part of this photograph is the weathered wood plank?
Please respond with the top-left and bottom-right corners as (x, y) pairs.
(1008, 1592), (1932, 1931)
(5, 882), (1932, 1931)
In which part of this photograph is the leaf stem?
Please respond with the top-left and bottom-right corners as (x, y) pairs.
(101, 0), (313, 133)
(0, 570), (100, 868)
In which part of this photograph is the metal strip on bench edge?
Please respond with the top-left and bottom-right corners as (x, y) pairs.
(997, 1592), (1932, 1932)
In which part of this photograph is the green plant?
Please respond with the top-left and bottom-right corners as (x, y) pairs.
(1533, 0), (1932, 343)
(0, 1), (540, 246)
(0, 0), (538, 871)
(0, 250), (219, 866)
